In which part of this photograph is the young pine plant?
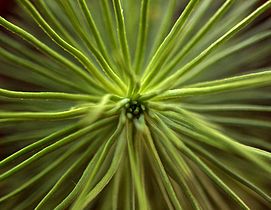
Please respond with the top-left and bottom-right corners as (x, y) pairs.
(0, 0), (271, 209)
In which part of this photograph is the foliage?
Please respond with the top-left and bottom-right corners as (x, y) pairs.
(0, 0), (271, 209)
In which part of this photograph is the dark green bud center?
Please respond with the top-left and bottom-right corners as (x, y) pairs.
(125, 100), (145, 119)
